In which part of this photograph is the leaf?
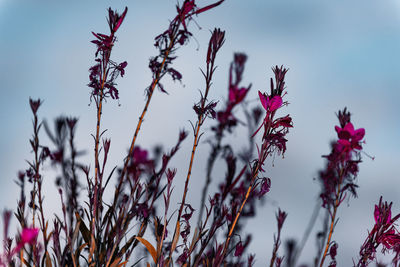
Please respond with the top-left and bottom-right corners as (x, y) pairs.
(189, 227), (199, 251)
(195, 0), (224, 15)
(45, 251), (52, 267)
(75, 212), (90, 243)
(171, 222), (180, 253)
(119, 235), (136, 255)
(71, 221), (81, 244)
(135, 236), (157, 264)
(109, 257), (128, 267)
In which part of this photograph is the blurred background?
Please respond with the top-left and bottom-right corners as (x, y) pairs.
(1, 0), (400, 265)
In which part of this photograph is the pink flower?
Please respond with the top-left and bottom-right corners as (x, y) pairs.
(272, 115), (293, 129)
(228, 86), (248, 106)
(12, 227), (39, 255)
(378, 229), (400, 250)
(258, 91), (282, 112)
(335, 122), (365, 152)
(132, 147), (149, 165)
(20, 228), (39, 245)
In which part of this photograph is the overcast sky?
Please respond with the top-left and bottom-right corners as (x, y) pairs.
(1, 1), (400, 266)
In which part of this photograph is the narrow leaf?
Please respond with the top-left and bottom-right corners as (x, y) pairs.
(135, 236), (157, 264)
(171, 222), (181, 253)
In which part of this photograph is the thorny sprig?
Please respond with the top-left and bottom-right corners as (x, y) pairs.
(220, 66), (292, 265)
(89, 7), (128, 101)
(270, 209), (287, 267)
(198, 52), (251, 223)
(318, 108), (366, 267)
(88, 6), (128, 265)
(170, 27), (225, 264)
(112, 0), (225, 221)
(25, 98), (53, 263)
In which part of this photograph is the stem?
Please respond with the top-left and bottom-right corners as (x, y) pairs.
(112, 32), (177, 210)
(198, 133), (222, 224)
(31, 113), (49, 260)
(220, 153), (263, 262)
(292, 200), (321, 267)
(319, 182), (342, 267)
(92, 51), (109, 265)
(170, 51), (216, 261)
(270, 227), (282, 267)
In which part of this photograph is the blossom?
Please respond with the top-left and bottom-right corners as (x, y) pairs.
(228, 86), (248, 106)
(335, 122), (365, 153)
(258, 91), (282, 113)
(20, 228), (39, 245)
(132, 147), (149, 165)
(29, 98), (42, 115)
(234, 241), (244, 257)
(12, 227), (39, 255)
(358, 197), (400, 265)
(88, 7), (128, 101)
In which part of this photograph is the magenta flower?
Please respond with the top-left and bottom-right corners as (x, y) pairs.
(20, 228), (39, 245)
(234, 241), (244, 257)
(374, 200), (392, 226)
(378, 229), (400, 250)
(228, 86), (248, 106)
(358, 197), (400, 266)
(258, 91), (282, 113)
(12, 227), (39, 255)
(132, 146), (149, 165)
(335, 122), (365, 153)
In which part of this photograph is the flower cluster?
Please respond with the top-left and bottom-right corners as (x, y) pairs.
(317, 108), (366, 266)
(149, 0), (224, 94)
(358, 197), (400, 266)
(88, 7), (128, 100)
(319, 108), (365, 210)
(253, 66), (293, 162)
(215, 53), (251, 133)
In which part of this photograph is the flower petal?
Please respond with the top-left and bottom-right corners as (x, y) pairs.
(258, 91), (268, 110)
(353, 128), (365, 141)
(269, 96), (282, 111)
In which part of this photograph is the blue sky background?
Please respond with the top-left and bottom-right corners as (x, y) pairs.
(1, 1), (400, 265)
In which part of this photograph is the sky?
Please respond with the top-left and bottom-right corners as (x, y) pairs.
(1, 1), (400, 266)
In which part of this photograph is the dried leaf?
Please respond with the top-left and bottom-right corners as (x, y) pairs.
(45, 251), (52, 267)
(135, 236), (157, 264)
(109, 257), (127, 267)
(189, 227), (199, 251)
(171, 222), (180, 252)
(71, 221), (81, 244)
(75, 212), (90, 243)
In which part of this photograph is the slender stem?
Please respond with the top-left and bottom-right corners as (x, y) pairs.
(91, 52), (109, 265)
(93, 73), (106, 221)
(170, 54), (216, 261)
(292, 200), (321, 266)
(220, 155), (262, 262)
(112, 33), (176, 209)
(270, 227), (282, 267)
(319, 180), (342, 267)
(198, 133), (222, 224)
(169, 110), (203, 261)
(31, 113), (49, 260)
(110, 33), (178, 258)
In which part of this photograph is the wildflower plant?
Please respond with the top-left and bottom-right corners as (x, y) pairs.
(1, 1), (396, 266)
